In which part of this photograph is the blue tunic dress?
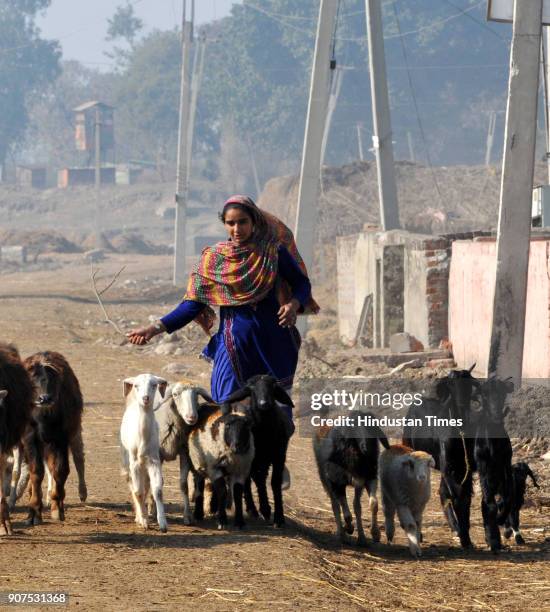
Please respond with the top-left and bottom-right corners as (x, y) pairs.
(161, 245), (312, 404)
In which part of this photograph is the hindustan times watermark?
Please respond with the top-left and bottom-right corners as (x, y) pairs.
(293, 377), (550, 439)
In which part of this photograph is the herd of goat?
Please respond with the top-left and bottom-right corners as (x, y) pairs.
(0, 342), (540, 558)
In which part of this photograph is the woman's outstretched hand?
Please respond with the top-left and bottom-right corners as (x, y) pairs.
(278, 299), (300, 328)
(126, 322), (164, 345)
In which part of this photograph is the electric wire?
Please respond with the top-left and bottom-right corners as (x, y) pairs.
(391, 0), (444, 207)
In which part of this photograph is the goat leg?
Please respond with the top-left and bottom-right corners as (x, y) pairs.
(233, 481), (245, 529)
(212, 476), (228, 530)
(271, 455), (286, 528)
(70, 429), (87, 503)
(243, 477), (258, 518)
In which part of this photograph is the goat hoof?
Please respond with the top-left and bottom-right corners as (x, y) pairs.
(273, 520), (285, 529)
(79, 485), (88, 503)
(410, 548), (422, 559)
(246, 507), (259, 519)
(504, 528), (512, 539)
(159, 526), (168, 533)
(356, 536), (368, 548)
(51, 508), (64, 522)
(217, 522), (227, 531)
(371, 527), (381, 543)
(345, 523), (354, 535)
(183, 515), (194, 526)
(515, 533), (525, 545)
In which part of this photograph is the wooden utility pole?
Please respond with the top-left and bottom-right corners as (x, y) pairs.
(485, 111), (497, 166)
(173, 0), (194, 287)
(365, 0), (400, 230)
(294, 0), (338, 272)
(488, 0), (543, 386)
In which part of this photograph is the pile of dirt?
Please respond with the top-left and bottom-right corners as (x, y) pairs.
(109, 232), (172, 255)
(0, 229), (81, 255)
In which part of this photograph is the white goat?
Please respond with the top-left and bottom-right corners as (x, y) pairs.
(154, 381), (212, 525)
(379, 444), (435, 558)
(120, 373), (168, 532)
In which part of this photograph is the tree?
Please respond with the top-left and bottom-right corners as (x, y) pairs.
(105, 2), (144, 68)
(0, 0), (60, 170)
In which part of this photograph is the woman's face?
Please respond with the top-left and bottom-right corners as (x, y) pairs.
(223, 207), (254, 244)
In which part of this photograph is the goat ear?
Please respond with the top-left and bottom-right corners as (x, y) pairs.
(123, 377), (135, 398)
(225, 386), (252, 404)
(274, 385), (294, 408)
(197, 388), (213, 404)
(0, 389), (7, 400)
(527, 468), (540, 489)
(428, 456), (436, 469)
(157, 381), (167, 398)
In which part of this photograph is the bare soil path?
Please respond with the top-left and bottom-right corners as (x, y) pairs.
(0, 256), (548, 611)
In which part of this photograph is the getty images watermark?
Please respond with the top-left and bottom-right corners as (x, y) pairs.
(294, 377), (550, 439)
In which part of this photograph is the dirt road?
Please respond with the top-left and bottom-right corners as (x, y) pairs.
(1, 255), (548, 611)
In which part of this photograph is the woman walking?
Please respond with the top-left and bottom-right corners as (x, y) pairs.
(127, 195), (319, 421)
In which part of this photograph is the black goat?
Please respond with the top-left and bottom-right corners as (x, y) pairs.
(504, 461), (539, 545)
(313, 413), (389, 547)
(474, 377), (515, 552)
(403, 365), (479, 548)
(222, 375), (293, 528)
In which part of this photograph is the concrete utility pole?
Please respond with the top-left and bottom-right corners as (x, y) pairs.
(320, 66), (345, 166)
(173, 0), (194, 287)
(294, 0), (338, 273)
(407, 130), (415, 163)
(488, 0), (543, 386)
(246, 134), (262, 199)
(365, 0), (400, 230)
(546, 27), (550, 181)
(94, 106), (102, 248)
(187, 31), (206, 178)
(485, 111), (497, 166)
(356, 123), (365, 161)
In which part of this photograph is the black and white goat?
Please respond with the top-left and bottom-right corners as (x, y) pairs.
(186, 403), (255, 529)
(313, 412), (389, 547)
(223, 375), (293, 528)
(154, 381), (212, 525)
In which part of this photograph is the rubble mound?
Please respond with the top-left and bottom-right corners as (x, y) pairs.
(0, 229), (81, 254)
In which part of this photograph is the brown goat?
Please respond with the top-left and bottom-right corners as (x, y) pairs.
(0, 343), (33, 535)
(23, 351), (85, 524)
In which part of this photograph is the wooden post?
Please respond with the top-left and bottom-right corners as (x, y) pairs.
(488, 0), (543, 386)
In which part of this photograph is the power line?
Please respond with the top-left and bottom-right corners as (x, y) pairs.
(391, 0), (444, 206)
(441, 0), (509, 43)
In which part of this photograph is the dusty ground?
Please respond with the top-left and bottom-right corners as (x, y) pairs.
(1, 254), (549, 611)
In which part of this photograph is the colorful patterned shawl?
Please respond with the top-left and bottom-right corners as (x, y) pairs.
(184, 195), (320, 334)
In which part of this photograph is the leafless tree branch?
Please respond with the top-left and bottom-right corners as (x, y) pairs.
(90, 264), (126, 336)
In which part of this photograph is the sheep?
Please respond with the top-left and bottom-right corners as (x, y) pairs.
(154, 381), (212, 525)
(380, 444), (435, 558)
(503, 461), (539, 545)
(120, 373), (168, 532)
(313, 412), (389, 547)
(223, 375), (293, 528)
(0, 342), (34, 535)
(185, 402), (255, 529)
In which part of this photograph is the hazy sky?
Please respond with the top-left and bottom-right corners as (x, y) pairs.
(37, 0), (240, 68)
